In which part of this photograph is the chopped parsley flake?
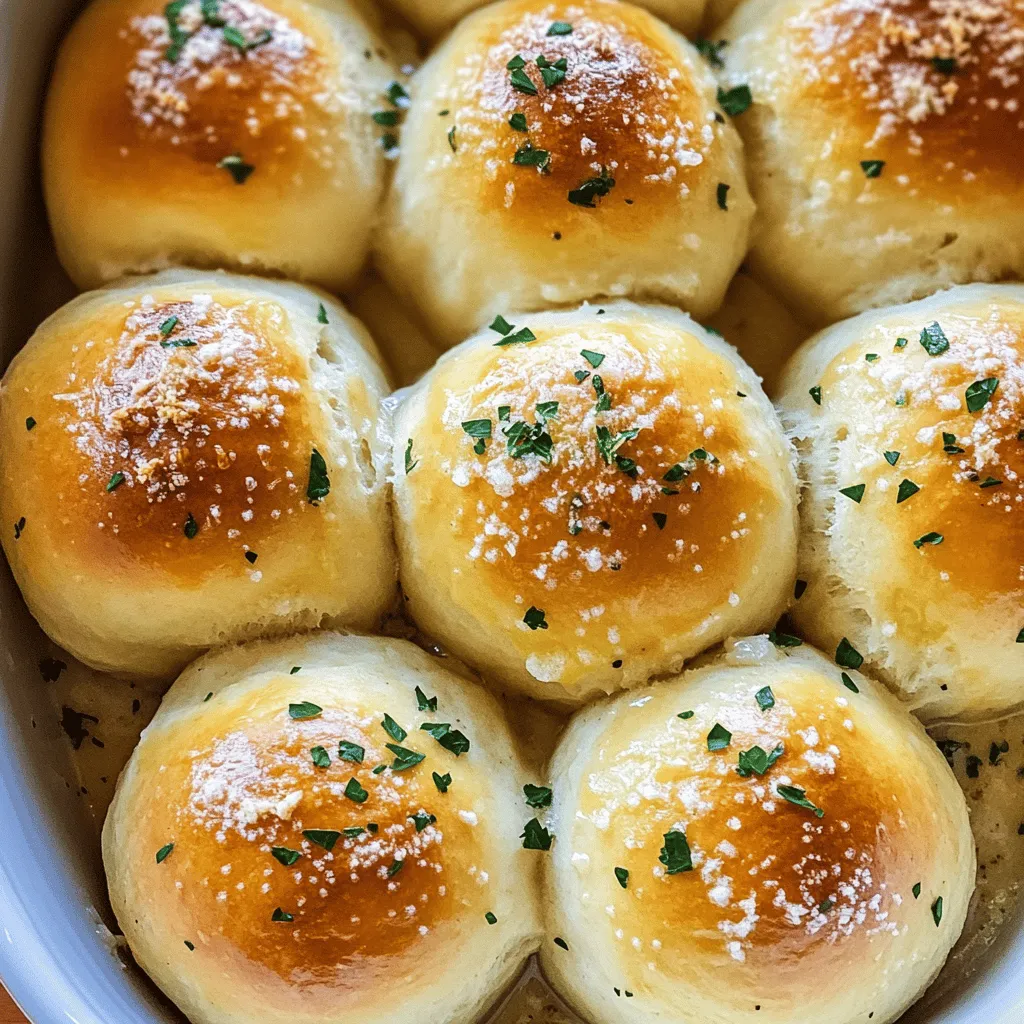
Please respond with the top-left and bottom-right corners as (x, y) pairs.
(183, 512), (199, 539)
(317, 302), (329, 324)
(156, 843), (174, 864)
(736, 742), (784, 778)
(896, 478), (920, 503)
(919, 322), (949, 356)
(841, 672), (859, 693)
(485, 911), (498, 924)
(839, 483), (865, 503)
(913, 882), (922, 899)
(717, 84), (752, 116)
(694, 38), (727, 67)
(777, 784), (824, 818)
(270, 846), (301, 866)
(106, 472), (126, 493)
(755, 686), (775, 711)
(433, 771), (452, 793)
(835, 638), (863, 670)
(302, 829), (340, 852)
(404, 438), (418, 474)
(344, 777), (369, 803)
(568, 167), (615, 207)
(523, 606), (548, 630)
(523, 783), (553, 808)
(547, 20), (572, 34)
(614, 866), (629, 889)
(966, 377), (999, 413)
(707, 723), (732, 751)
(415, 685), (437, 712)
(288, 701), (322, 720)
(581, 349), (605, 368)
(382, 714), (407, 743)
(884, 450), (900, 465)
(217, 153), (254, 184)
(512, 142), (550, 171)
(768, 630), (802, 648)
(659, 829), (693, 873)
(717, 182), (730, 210)
(809, 385), (822, 405)
(677, 710), (694, 719)
(338, 740), (365, 763)
(932, 896), (944, 926)
(860, 160), (885, 178)
(419, 722), (471, 756)
(914, 532), (944, 549)
(521, 818), (554, 850)
(310, 745), (330, 768)
(25, 417), (35, 431)
(306, 447), (330, 504)
(387, 743), (426, 771)
(271, 907), (293, 922)
(509, 111), (528, 131)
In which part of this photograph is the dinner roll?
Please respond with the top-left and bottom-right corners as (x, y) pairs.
(103, 632), (542, 1024)
(43, 0), (397, 292)
(716, 0), (1024, 325)
(777, 283), (1024, 721)
(541, 636), (974, 1024)
(0, 269), (394, 678)
(377, 0), (754, 346)
(391, 301), (798, 704)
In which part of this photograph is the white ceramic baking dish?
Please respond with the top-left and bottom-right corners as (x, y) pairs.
(0, 2), (1022, 1022)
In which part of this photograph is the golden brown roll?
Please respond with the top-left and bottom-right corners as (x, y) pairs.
(377, 0), (754, 346)
(391, 301), (798, 704)
(541, 637), (975, 1024)
(103, 631), (542, 1024)
(0, 269), (394, 678)
(776, 284), (1024, 722)
(716, 0), (1024, 324)
(43, 0), (397, 292)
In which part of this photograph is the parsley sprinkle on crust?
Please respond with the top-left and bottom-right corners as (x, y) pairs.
(521, 817), (554, 850)
(306, 448), (330, 504)
(338, 740), (364, 763)
(317, 303), (329, 324)
(387, 743), (426, 771)
(860, 159), (884, 178)
(344, 777), (369, 803)
(183, 512), (199, 539)
(707, 723), (732, 751)
(524, 606), (548, 630)
(524, 783), (553, 808)
(404, 438), (418, 474)
(272, 908), (293, 922)
(896, 478), (920, 504)
(919, 322), (949, 356)
(932, 896), (944, 926)
(217, 153), (254, 184)
(302, 829), (341, 851)
(416, 686), (438, 712)
(717, 182), (730, 210)
(382, 714), (407, 742)
(433, 771), (452, 793)
(839, 483), (865, 503)
(659, 828), (693, 873)
(777, 784), (824, 818)
(835, 638), (863, 670)
(755, 685), (775, 711)
(271, 846), (301, 866)
(717, 84), (752, 116)
(310, 746), (330, 768)
(914, 532), (944, 549)
(966, 377), (999, 413)
(568, 167), (615, 207)
(614, 866), (629, 889)
(547, 20), (572, 34)
(288, 701), (322, 720)
(156, 843), (174, 864)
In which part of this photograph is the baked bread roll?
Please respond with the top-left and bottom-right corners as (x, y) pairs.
(391, 301), (797, 704)
(377, 0), (754, 346)
(716, 0), (1024, 325)
(541, 636), (975, 1024)
(0, 269), (394, 678)
(103, 631), (542, 1024)
(776, 283), (1024, 722)
(43, 0), (397, 292)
